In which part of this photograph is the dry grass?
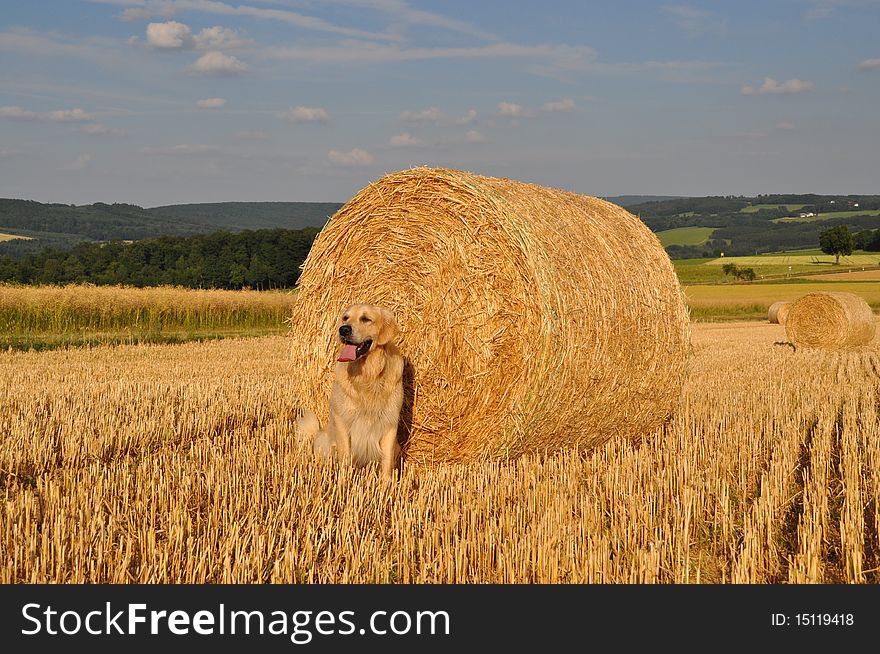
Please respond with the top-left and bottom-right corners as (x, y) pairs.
(796, 269), (880, 282)
(0, 233), (30, 242)
(0, 283), (296, 349)
(2, 320), (879, 583)
(290, 167), (690, 464)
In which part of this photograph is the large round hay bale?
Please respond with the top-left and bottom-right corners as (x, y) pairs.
(784, 292), (876, 350)
(768, 301), (791, 324)
(290, 167), (690, 464)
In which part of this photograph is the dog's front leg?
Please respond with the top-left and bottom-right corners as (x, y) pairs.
(329, 411), (352, 464)
(378, 427), (400, 482)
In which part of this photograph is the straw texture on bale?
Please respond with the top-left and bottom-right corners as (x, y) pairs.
(768, 301), (791, 324)
(289, 167), (690, 464)
(784, 292), (876, 350)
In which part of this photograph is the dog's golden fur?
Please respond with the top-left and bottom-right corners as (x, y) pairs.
(296, 304), (404, 480)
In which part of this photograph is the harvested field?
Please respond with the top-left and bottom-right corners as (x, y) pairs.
(2, 320), (879, 583)
(797, 270), (880, 282)
(0, 233), (30, 242)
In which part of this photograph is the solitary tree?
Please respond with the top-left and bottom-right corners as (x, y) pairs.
(819, 225), (854, 265)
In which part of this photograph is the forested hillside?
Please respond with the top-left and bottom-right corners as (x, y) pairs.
(0, 199), (339, 256)
(146, 202), (342, 231)
(630, 194), (880, 257)
(3, 194), (880, 281)
(0, 228), (318, 289)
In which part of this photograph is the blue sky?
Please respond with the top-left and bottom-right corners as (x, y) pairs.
(1, 0), (878, 206)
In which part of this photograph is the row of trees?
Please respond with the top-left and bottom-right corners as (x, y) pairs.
(0, 228), (319, 289)
(666, 224), (880, 261)
(721, 263), (757, 281)
(1, 222), (876, 289)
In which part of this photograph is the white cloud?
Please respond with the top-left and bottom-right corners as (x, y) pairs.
(194, 26), (252, 50)
(189, 51), (249, 75)
(146, 21), (194, 48)
(277, 105), (329, 123)
(116, 0), (400, 43)
(197, 97), (226, 108)
(259, 37), (715, 83)
(740, 77), (814, 95)
(64, 154), (92, 170)
(541, 98), (575, 113)
(661, 4), (725, 34)
(390, 132), (421, 147)
(0, 105), (37, 120)
(327, 148), (374, 166)
(263, 41), (598, 66)
(101, 0), (494, 42)
(464, 129), (487, 143)
(144, 22), (251, 50)
(857, 58), (880, 71)
(81, 123), (127, 136)
(400, 107), (446, 123)
(776, 121), (796, 130)
(497, 102), (531, 117)
(455, 109), (478, 125)
(0, 105), (93, 122)
(47, 108), (94, 122)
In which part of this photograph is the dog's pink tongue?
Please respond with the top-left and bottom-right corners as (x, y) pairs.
(337, 344), (358, 362)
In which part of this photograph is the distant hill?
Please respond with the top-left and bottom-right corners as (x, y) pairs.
(0, 199), (340, 256)
(3, 194), (880, 261)
(604, 195), (689, 206)
(629, 194), (880, 258)
(147, 201), (342, 231)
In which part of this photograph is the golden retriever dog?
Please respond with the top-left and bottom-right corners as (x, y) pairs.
(296, 304), (404, 480)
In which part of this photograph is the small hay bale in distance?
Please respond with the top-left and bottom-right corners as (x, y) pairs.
(768, 301), (791, 324)
(784, 292), (876, 350)
(289, 167), (691, 465)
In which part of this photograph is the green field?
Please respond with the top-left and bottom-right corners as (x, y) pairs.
(774, 209), (880, 223)
(673, 250), (880, 284)
(705, 253), (880, 267)
(739, 203), (805, 213)
(656, 226), (715, 247)
(673, 259), (729, 283)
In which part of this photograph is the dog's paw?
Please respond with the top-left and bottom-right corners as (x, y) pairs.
(295, 407), (321, 441)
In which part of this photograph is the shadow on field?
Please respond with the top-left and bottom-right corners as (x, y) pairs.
(397, 357), (415, 453)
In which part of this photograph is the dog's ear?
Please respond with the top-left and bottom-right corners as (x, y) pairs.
(375, 307), (399, 345)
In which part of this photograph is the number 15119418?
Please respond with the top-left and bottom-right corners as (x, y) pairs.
(771, 613), (854, 627)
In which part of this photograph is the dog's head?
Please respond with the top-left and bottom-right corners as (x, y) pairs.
(336, 304), (398, 362)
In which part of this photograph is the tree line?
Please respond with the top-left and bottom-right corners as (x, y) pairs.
(0, 228), (319, 289)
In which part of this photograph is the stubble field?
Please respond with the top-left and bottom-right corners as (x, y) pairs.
(2, 317), (879, 583)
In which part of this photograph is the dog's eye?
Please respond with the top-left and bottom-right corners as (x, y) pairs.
(342, 315), (349, 322)
(360, 316), (372, 323)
